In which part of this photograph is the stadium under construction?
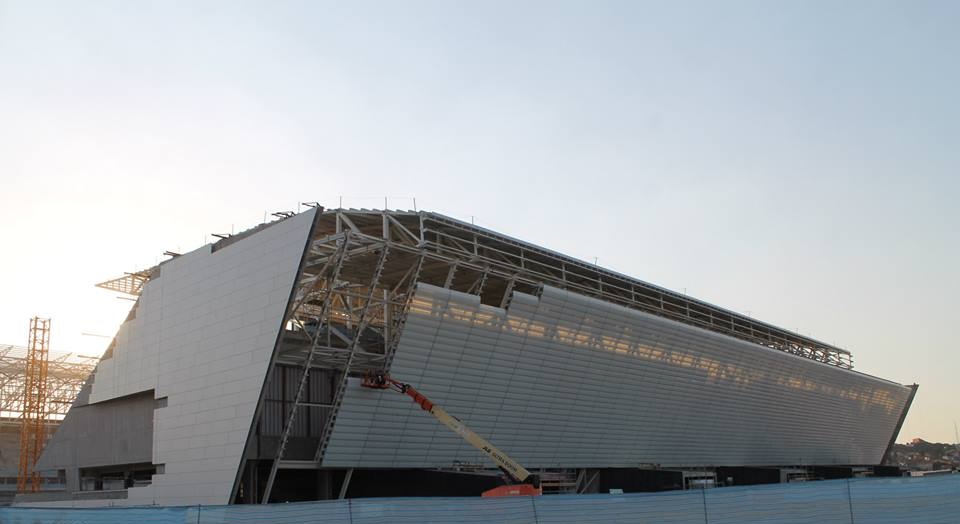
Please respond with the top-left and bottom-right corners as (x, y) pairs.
(14, 207), (917, 507)
(0, 342), (97, 504)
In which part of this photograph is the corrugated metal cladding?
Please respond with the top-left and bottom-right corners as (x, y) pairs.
(323, 284), (912, 469)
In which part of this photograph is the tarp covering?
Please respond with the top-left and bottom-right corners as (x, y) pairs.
(3, 475), (958, 524)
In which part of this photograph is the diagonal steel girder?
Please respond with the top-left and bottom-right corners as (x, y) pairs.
(260, 233), (351, 503)
(261, 237), (391, 503)
(313, 245), (391, 463)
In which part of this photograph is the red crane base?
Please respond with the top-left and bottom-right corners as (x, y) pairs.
(481, 484), (542, 497)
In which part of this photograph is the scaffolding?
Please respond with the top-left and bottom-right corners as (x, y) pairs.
(18, 317), (51, 493)
(0, 345), (96, 420)
(94, 270), (152, 296)
(0, 317), (97, 493)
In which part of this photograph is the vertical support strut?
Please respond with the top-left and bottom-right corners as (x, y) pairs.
(338, 468), (354, 499)
(261, 235), (351, 503)
(443, 262), (457, 289)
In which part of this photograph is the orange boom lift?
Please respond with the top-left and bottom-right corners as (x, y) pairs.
(361, 373), (542, 497)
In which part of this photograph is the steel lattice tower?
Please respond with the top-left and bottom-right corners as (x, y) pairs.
(18, 317), (51, 493)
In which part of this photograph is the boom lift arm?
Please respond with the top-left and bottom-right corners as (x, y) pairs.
(361, 373), (541, 496)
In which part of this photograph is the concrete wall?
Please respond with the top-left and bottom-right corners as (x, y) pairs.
(0, 422), (20, 478)
(322, 284), (913, 469)
(28, 210), (315, 507)
(36, 392), (154, 492)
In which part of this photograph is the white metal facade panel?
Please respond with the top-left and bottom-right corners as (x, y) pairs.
(79, 210), (315, 506)
(323, 283), (911, 469)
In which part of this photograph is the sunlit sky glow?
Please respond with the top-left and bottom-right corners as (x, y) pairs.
(1, 1), (957, 443)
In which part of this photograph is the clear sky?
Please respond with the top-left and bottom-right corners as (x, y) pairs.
(1, 1), (957, 443)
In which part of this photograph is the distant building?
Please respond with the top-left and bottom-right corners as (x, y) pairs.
(1, 345), (94, 505)
(18, 208), (917, 507)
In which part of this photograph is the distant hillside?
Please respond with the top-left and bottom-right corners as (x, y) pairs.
(889, 439), (960, 470)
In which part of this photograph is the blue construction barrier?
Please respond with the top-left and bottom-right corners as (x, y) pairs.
(1, 475), (957, 523)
